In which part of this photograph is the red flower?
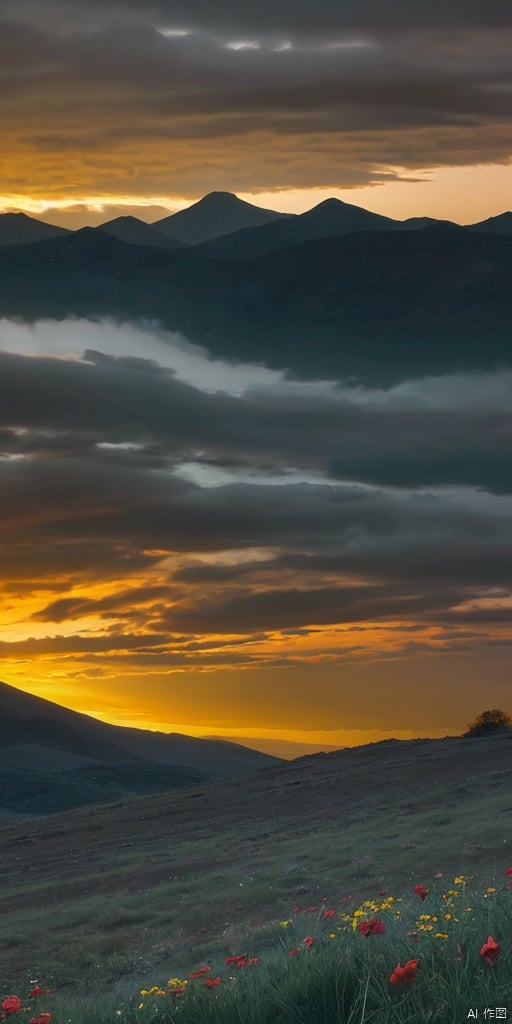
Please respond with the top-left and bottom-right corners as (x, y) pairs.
(338, 896), (352, 904)
(248, 958), (260, 964)
(293, 906), (301, 914)
(189, 966), (211, 978)
(225, 955), (246, 965)
(204, 976), (221, 988)
(323, 909), (336, 918)
(506, 867), (512, 877)
(303, 936), (314, 948)
(413, 884), (429, 901)
(29, 989), (54, 997)
(2, 996), (23, 1014)
(235, 959), (247, 969)
(288, 949), (298, 956)
(170, 987), (187, 997)
(358, 918), (385, 937)
(29, 1017), (52, 1024)
(307, 905), (318, 912)
(390, 959), (420, 985)
(480, 936), (501, 966)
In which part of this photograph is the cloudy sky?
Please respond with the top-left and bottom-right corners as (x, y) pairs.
(0, 0), (511, 226)
(1, 2), (511, 757)
(2, 317), (512, 756)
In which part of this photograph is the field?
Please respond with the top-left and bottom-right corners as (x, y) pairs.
(1, 733), (512, 1021)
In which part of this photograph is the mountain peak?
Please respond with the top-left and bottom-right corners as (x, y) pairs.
(0, 211), (70, 247)
(153, 191), (289, 244)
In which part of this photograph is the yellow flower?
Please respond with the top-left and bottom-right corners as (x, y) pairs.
(431, 916), (438, 922)
(453, 876), (467, 885)
(138, 1003), (144, 1010)
(140, 990), (148, 996)
(280, 920), (292, 927)
(395, 910), (401, 918)
(353, 909), (365, 918)
(329, 932), (336, 939)
(435, 932), (449, 940)
(419, 914), (431, 921)
(465, 907), (472, 913)
(486, 887), (497, 893)
(444, 913), (452, 920)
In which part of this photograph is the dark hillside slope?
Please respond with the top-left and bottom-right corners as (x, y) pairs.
(0, 680), (282, 779)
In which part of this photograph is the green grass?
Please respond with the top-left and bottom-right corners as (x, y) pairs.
(4, 872), (512, 1023)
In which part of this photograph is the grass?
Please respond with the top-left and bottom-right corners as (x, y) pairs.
(2, 734), (512, 1018)
(3, 871), (512, 1022)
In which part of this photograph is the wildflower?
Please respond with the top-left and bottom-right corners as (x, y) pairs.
(280, 920), (292, 927)
(390, 959), (420, 985)
(204, 977), (221, 988)
(303, 936), (314, 948)
(486, 887), (497, 893)
(338, 896), (352, 904)
(434, 872), (443, 878)
(505, 867), (512, 876)
(407, 931), (419, 942)
(323, 909), (336, 918)
(435, 932), (449, 940)
(444, 913), (452, 920)
(293, 906), (301, 914)
(329, 932), (336, 939)
(168, 979), (187, 989)
(413, 884), (429, 901)
(225, 955), (246, 965)
(248, 958), (260, 964)
(288, 949), (298, 956)
(480, 936), (500, 966)
(235, 959), (247, 969)
(189, 967), (211, 978)
(307, 905), (318, 912)
(2, 996), (23, 1014)
(30, 989), (55, 997)
(358, 918), (385, 936)
(29, 1017), (52, 1024)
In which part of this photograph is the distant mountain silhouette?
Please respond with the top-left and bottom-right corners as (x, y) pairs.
(96, 215), (185, 249)
(0, 212), (70, 247)
(468, 211), (512, 235)
(194, 197), (406, 259)
(153, 190), (291, 244)
(0, 680), (282, 815)
(1, 224), (512, 384)
(397, 216), (450, 230)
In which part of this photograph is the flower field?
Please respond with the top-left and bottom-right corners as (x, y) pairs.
(3, 868), (512, 1023)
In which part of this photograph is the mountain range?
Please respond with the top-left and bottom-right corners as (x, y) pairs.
(2, 191), (511, 254)
(0, 212), (511, 384)
(0, 680), (281, 815)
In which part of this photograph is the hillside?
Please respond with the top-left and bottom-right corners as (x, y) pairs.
(0, 732), (511, 995)
(0, 681), (283, 814)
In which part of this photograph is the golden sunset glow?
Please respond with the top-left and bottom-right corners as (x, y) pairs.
(1, 2), (512, 758)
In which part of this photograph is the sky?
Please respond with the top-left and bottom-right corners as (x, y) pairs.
(0, 0), (511, 228)
(2, 317), (512, 757)
(1, 1), (512, 758)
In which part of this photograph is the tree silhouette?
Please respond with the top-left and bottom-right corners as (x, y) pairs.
(463, 708), (512, 737)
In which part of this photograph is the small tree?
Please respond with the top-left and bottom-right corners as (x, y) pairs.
(463, 708), (512, 737)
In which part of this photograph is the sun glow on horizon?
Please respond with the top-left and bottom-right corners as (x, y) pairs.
(0, 162), (511, 229)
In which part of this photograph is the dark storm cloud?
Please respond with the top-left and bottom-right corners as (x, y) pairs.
(2, 348), (512, 494)
(1, 1), (511, 193)
(3, 322), (512, 643)
(4, 0), (512, 33)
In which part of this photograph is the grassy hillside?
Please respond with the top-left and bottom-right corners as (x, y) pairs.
(1, 732), (511, 1008)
